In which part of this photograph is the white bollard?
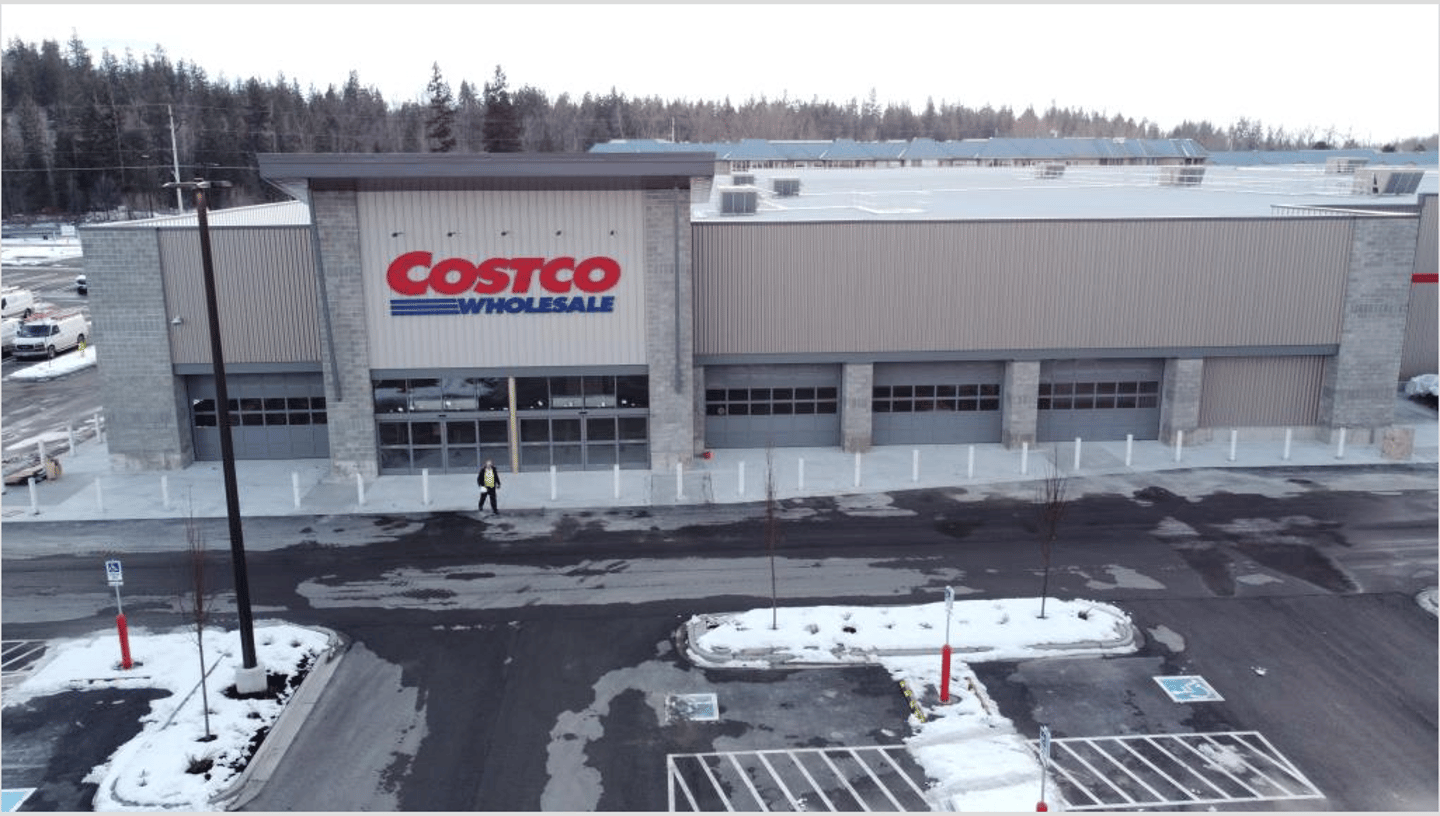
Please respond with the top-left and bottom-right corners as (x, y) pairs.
(967, 445), (975, 480)
(1229, 429), (1238, 462)
(613, 464), (621, 500)
(355, 472), (365, 506)
(1336, 427), (1347, 459)
(1073, 437), (1082, 471)
(1174, 430), (1183, 463)
(738, 460), (746, 496)
(798, 457), (805, 491)
(422, 468), (430, 506)
(161, 474), (170, 510)
(1283, 428), (1292, 461)
(37, 439), (46, 466)
(67, 423), (76, 453)
(675, 461), (684, 500)
(550, 465), (558, 501)
(28, 476), (38, 515)
(912, 449), (920, 483)
(1125, 434), (1134, 468)
(292, 471), (301, 509)
(95, 479), (104, 513)
(854, 451), (862, 488)
(1021, 442), (1029, 475)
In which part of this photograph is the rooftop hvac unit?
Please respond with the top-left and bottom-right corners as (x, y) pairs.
(732, 173), (755, 185)
(718, 187), (758, 215)
(1352, 168), (1425, 195)
(1326, 156), (1369, 175)
(1034, 162), (1065, 179)
(772, 177), (801, 197)
(1160, 166), (1206, 187)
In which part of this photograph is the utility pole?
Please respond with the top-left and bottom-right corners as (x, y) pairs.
(168, 106), (184, 212)
(164, 178), (265, 694)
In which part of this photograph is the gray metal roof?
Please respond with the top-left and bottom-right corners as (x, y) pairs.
(78, 200), (313, 230)
(592, 137), (1211, 163)
(691, 164), (1436, 222)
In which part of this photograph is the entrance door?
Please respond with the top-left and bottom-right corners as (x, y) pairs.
(378, 417), (509, 474)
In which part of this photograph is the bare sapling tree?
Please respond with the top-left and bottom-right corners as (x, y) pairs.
(1036, 461), (1070, 619)
(766, 443), (779, 630)
(182, 509), (217, 741)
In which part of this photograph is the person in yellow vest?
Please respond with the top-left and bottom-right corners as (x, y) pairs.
(477, 459), (501, 515)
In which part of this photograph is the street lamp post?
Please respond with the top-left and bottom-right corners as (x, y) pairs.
(165, 178), (265, 694)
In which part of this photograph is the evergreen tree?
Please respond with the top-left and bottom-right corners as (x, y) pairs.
(481, 65), (521, 152)
(424, 62), (456, 152)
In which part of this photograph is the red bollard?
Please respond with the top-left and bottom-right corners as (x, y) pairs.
(940, 643), (952, 702)
(116, 613), (133, 670)
(1036, 802), (1048, 811)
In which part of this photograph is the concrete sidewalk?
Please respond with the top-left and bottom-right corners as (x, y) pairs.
(3, 395), (1436, 523)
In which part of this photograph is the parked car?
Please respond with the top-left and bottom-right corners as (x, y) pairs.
(76, 273), (88, 295)
(2, 286), (36, 319)
(10, 310), (89, 360)
(1, 317), (17, 354)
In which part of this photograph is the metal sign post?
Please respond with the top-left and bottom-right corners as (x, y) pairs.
(940, 585), (955, 702)
(106, 560), (133, 670)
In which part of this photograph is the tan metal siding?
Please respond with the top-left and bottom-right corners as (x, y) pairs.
(358, 189), (647, 369)
(1416, 195), (1437, 277)
(1400, 282), (1437, 379)
(1198, 355), (1325, 427)
(160, 227), (320, 364)
(694, 219), (1352, 355)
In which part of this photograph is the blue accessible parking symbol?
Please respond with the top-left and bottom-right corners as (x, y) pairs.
(1154, 675), (1224, 703)
(2, 789), (35, 812)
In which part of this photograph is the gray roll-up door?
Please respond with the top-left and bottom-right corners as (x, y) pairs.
(1037, 359), (1164, 442)
(872, 362), (1004, 444)
(704, 364), (841, 448)
(188, 373), (329, 460)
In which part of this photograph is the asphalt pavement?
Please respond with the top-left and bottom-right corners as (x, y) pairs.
(2, 396), (1436, 810)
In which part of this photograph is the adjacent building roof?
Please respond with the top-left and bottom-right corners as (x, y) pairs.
(592, 137), (1211, 163)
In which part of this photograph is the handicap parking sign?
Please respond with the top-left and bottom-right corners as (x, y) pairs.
(1154, 675), (1224, 703)
(105, 559), (123, 586)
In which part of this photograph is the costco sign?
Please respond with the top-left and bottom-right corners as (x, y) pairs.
(386, 251), (620, 316)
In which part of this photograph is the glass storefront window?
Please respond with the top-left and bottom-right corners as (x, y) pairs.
(617, 376), (649, 408)
(515, 377), (549, 410)
(408, 379), (444, 412)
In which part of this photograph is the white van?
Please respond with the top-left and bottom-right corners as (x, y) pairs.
(2, 286), (36, 319)
(1, 317), (18, 354)
(11, 310), (90, 359)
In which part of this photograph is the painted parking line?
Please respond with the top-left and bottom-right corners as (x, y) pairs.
(1031, 730), (1324, 811)
(667, 745), (932, 812)
(1, 640), (46, 696)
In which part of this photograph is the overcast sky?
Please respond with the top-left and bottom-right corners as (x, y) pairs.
(2, 3), (1437, 143)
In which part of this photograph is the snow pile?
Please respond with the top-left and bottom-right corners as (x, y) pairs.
(6, 622), (331, 811)
(4, 345), (97, 381)
(0, 236), (83, 265)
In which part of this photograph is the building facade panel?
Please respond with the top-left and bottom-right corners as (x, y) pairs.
(356, 189), (648, 370)
(159, 227), (320, 364)
(1198, 355), (1325, 427)
(693, 219), (1352, 355)
(872, 361), (1004, 444)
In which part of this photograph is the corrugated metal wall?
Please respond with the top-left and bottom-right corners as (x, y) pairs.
(1401, 283), (1437, 378)
(693, 218), (1352, 355)
(358, 189), (647, 370)
(1401, 195), (1437, 379)
(160, 227), (321, 364)
(1198, 355), (1325, 427)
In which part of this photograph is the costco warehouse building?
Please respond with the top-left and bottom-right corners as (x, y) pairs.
(80, 150), (1437, 478)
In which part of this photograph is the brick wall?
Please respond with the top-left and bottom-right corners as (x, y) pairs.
(644, 186), (696, 469)
(841, 363), (874, 452)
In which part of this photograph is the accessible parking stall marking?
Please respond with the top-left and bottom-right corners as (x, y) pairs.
(1031, 730), (1324, 811)
(667, 745), (931, 812)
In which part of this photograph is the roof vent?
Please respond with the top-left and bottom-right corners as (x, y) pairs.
(1352, 168), (1424, 195)
(1034, 162), (1065, 179)
(772, 177), (801, 197)
(1160, 166), (1206, 187)
(732, 173), (755, 186)
(718, 187), (758, 215)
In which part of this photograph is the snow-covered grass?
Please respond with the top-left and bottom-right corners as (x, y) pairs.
(686, 596), (1138, 811)
(1, 235), (83, 265)
(5, 621), (331, 811)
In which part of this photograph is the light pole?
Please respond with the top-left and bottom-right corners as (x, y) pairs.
(164, 178), (265, 693)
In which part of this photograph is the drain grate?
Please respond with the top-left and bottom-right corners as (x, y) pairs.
(667, 692), (719, 722)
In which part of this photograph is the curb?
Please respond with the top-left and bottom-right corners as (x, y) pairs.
(211, 627), (350, 811)
(678, 606), (1142, 670)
